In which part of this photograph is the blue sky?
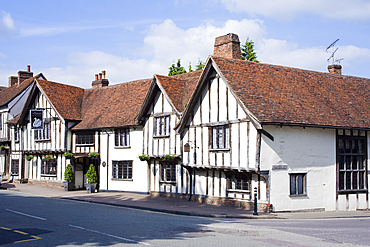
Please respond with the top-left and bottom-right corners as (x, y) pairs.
(1, 0), (370, 88)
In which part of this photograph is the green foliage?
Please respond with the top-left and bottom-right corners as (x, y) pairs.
(168, 59), (187, 76)
(86, 164), (97, 183)
(88, 152), (100, 157)
(63, 152), (73, 158)
(64, 164), (74, 182)
(195, 59), (205, 70)
(162, 154), (179, 161)
(0, 145), (8, 150)
(43, 155), (53, 160)
(138, 153), (150, 161)
(241, 37), (259, 62)
(25, 155), (34, 161)
(188, 62), (193, 72)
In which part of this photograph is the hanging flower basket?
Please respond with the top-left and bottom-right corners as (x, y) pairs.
(43, 155), (53, 160)
(138, 153), (150, 161)
(0, 145), (9, 150)
(162, 154), (179, 161)
(26, 155), (34, 161)
(88, 152), (100, 159)
(63, 152), (73, 159)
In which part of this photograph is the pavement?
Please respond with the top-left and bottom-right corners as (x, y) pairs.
(1, 181), (370, 220)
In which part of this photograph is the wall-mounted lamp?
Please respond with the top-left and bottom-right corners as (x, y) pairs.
(102, 161), (106, 167)
(184, 143), (190, 152)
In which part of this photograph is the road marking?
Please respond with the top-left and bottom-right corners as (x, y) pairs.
(13, 230), (28, 235)
(69, 224), (150, 246)
(1, 226), (42, 244)
(6, 209), (46, 221)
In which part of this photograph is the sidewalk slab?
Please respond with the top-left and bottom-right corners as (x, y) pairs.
(2, 182), (370, 220)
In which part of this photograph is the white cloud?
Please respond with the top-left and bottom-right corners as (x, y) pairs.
(38, 18), (370, 88)
(0, 11), (17, 37)
(217, 0), (370, 20)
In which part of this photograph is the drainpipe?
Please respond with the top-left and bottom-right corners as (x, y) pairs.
(105, 130), (110, 191)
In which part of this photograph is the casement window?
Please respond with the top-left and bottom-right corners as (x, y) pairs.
(228, 174), (249, 192)
(337, 129), (367, 192)
(161, 162), (176, 182)
(41, 159), (57, 176)
(112, 161), (132, 179)
(14, 127), (19, 142)
(115, 129), (130, 147)
(154, 115), (170, 137)
(209, 125), (230, 149)
(76, 131), (94, 145)
(290, 173), (307, 196)
(0, 113), (2, 130)
(11, 159), (19, 175)
(35, 122), (50, 141)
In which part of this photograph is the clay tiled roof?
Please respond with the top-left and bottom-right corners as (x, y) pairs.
(73, 79), (151, 130)
(37, 80), (84, 121)
(212, 56), (370, 129)
(0, 77), (35, 107)
(156, 70), (202, 112)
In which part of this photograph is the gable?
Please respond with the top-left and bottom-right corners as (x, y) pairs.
(212, 56), (370, 129)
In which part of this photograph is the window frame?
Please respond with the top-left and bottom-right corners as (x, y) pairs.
(41, 159), (57, 176)
(209, 125), (230, 150)
(11, 159), (19, 176)
(0, 113), (2, 130)
(34, 121), (51, 141)
(115, 128), (130, 147)
(227, 173), (250, 193)
(76, 131), (95, 146)
(290, 173), (307, 196)
(337, 129), (367, 194)
(160, 161), (176, 183)
(112, 160), (133, 180)
(154, 115), (170, 137)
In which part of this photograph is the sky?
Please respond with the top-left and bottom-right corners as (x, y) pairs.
(1, 0), (370, 88)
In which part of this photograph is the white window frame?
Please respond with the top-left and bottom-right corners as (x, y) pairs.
(154, 115), (170, 137)
(210, 125), (230, 150)
(115, 128), (130, 147)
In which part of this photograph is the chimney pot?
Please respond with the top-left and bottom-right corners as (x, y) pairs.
(102, 70), (106, 79)
(27, 65), (31, 72)
(328, 64), (342, 75)
(213, 33), (242, 59)
(99, 73), (102, 80)
(95, 74), (99, 80)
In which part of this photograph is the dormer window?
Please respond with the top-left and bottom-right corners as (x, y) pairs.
(154, 115), (170, 137)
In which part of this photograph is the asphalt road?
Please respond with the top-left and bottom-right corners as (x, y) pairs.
(1, 190), (369, 246)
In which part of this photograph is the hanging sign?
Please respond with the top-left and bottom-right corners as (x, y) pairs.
(30, 110), (43, 129)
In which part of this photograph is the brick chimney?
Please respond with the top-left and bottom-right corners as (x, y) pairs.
(328, 64), (342, 75)
(18, 65), (33, 84)
(92, 70), (109, 88)
(8, 65), (33, 87)
(213, 33), (242, 59)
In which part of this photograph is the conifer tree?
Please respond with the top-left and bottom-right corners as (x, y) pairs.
(168, 59), (187, 76)
(241, 37), (259, 62)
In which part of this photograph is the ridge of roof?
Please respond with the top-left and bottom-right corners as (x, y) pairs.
(72, 78), (151, 130)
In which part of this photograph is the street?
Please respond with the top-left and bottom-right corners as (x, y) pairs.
(1, 190), (369, 246)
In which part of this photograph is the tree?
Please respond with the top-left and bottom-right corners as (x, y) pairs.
(168, 59), (187, 76)
(241, 37), (259, 62)
(195, 59), (205, 70)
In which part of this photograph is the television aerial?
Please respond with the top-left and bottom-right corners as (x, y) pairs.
(326, 39), (343, 65)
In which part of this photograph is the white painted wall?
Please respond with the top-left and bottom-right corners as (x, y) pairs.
(99, 128), (149, 193)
